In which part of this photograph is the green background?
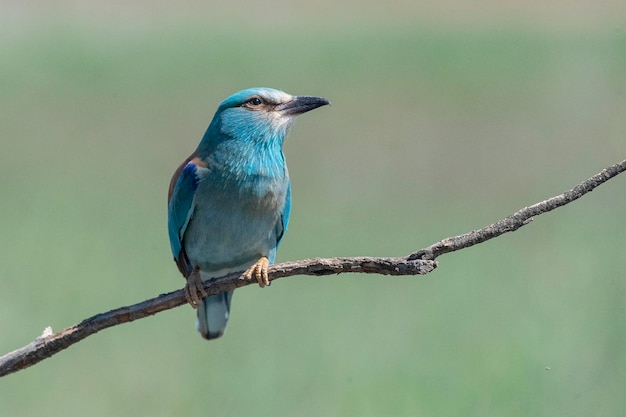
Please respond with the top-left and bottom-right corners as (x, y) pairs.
(1, 2), (625, 416)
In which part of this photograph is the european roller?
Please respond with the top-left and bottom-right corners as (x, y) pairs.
(167, 87), (329, 339)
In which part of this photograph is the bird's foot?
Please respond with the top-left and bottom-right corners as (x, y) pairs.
(244, 256), (270, 288)
(185, 266), (208, 308)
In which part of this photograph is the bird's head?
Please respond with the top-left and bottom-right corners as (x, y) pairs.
(202, 87), (330, 149)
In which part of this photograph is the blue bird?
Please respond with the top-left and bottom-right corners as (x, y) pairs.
(167, 87), (329, 339)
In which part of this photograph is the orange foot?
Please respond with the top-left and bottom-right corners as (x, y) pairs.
(185, 266), (208, 308)
(244, 256), (270, 288)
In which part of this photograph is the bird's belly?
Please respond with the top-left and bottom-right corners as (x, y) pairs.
(183, 182), (286, 273)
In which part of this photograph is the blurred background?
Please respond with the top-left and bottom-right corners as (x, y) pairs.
(1, 1), (625, 416)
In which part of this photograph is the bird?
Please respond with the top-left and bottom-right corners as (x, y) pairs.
(167, 87), (329, 339)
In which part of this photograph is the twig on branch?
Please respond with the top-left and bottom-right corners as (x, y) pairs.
(1, 159), (625, 378)
(410, 159), (626, 261)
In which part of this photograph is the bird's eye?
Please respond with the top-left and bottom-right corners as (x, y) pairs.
(245, 97), (263, 107)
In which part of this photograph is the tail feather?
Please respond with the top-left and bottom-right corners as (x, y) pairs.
(196, 291), (234, 340)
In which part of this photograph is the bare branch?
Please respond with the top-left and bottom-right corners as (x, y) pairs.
(411, 159), (626, 261)
(0, 257), (436, 377)
(1, 158), (625, 378)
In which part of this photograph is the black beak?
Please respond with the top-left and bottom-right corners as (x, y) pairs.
(276, 96), (330, 116)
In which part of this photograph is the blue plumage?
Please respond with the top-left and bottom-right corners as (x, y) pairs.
(167, 87), (329, 339)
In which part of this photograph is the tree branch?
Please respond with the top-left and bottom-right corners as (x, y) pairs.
(1, 159), (625, 377)
(410, 159), (626, 261)
(0, 257), (436, 377)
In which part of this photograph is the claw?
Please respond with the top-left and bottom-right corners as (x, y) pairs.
(185, 266), (208, 308)
(244, 256), (270, 288)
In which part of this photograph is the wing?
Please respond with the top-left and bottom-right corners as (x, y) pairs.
(167, 153), (204, 277)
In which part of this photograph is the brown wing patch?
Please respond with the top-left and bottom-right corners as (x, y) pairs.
(191, 156), (208, 168)
(167, 151), (208, 203)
